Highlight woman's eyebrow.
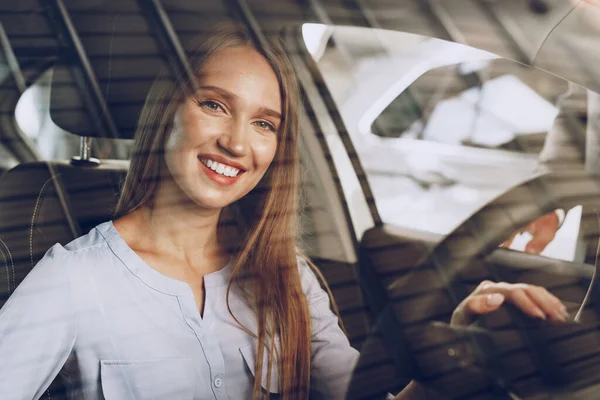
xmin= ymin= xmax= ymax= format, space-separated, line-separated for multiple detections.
xmin=200 ymin=85 xmax=281 ymax=120
xmin=199 ymin=85 xmax=236 ymax=101
xmin=258 ymin=107 xmax=282 ymax=121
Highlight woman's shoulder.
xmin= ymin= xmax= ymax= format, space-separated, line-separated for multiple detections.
xmin=296 ymin=254 xmax=328 ymax=302
xmin=15 ymin=221 xmax=119 ymax=299
xmin=0 ymin=225 xmax=116 ymax=342
xmin=296 ymin=254 xmax=313 ymax=285
xmin=35 ymin=221 xmax=117 ymax=272
xmin=63 ymin=221 xmax=116 ymax=254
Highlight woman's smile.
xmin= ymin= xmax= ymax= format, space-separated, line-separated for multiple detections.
xmin=198 ymin=154 xmax=246 ymax=186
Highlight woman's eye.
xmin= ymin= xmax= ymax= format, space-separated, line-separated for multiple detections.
xmin=254 ymin=120 xmax=277 ymax=132
xmin=199 ymin=100 xmax=223 ymax=112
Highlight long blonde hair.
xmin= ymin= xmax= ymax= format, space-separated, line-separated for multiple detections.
xmin=114 ymin=24 xmax=311 ymax=399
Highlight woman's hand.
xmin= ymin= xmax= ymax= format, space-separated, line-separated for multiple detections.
xmin=451 ymin=280 xmax=569 ymax=326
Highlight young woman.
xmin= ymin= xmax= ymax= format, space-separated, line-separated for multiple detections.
xmin=0 ymin=25 xmax=568 ymax=400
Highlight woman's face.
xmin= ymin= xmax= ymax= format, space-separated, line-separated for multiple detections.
xmin=164 ymin=46 xmax=282 ymax=211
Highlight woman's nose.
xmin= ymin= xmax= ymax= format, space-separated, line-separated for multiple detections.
xmin=217 ymin=119 xmax=249 ymax=157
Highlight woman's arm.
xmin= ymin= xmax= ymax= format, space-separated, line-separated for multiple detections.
xmin=0 ymin=244 xmax=78 ymax=399
xmin=298 ymin=258 xmax=361 ymax=399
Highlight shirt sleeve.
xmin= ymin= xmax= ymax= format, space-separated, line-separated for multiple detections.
xmin=298 ymin=256 xmax=360 ymax=400
xmin=0 ymin=244 xmax=78 ymax=400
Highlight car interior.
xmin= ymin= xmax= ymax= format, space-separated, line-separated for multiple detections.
xmin=2 ymin=0 xmax=600 ymax=399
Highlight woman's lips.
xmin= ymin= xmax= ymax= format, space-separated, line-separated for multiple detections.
xmin=199 ymin=159 xmax=243 ymax=186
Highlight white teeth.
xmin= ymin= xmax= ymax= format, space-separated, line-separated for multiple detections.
xmin=201 ymin=158 xmax=241 ymax=177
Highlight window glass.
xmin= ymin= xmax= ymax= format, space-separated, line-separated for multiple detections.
xmin=372 ymin=60 xmax=569 ymax=151
xmin=304 ymin=24 xmax=587 ymax=262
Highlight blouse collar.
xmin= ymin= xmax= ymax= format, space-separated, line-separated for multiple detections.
xmin=96 ymin=221 xmax=234 ymax=297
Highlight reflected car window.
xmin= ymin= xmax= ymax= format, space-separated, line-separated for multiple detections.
xmin=305 ymin=25 xmax=587 ymax=262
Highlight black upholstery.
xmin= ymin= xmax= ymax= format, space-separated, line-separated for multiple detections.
xmin=311 ymin=258 xmax=371 ymax=350
xmin=345 ymin=225 xmax=442 ymax=398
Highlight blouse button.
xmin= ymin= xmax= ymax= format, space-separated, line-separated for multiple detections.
xmin=214 ymin=376 xmax=223 ymax=388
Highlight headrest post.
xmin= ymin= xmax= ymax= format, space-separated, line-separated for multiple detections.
xmin=80 ymin=136 xmax=92 ymax=160
xmin=70 ymin=137 xmax=100 ymax=167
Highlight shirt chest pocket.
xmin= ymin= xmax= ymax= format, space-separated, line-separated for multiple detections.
xmin=240 ymin=344 xmax=281 ymax=397
xmin=100 ymin=358 xmax=194 ymax=400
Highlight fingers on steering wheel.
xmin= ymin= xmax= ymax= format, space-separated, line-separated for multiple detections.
xmin=525 ymin=285 xmax=568 ymax=322
xmin=477 ymin=282 xmax=567 ymax=322
xmin=464 ymin=292 xmax=506 ymax=315
xmin=504 ymin=285 xmax=548 ymax=320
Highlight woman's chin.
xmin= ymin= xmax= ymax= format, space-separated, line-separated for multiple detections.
xmin=189 ymin=192 xmax=239 ymax=211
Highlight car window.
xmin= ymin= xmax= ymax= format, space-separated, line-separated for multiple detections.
xmin=304 ymin=24 xmax=588 ymax=262
xmin=372 ymin=60 xmax=569 ymax=151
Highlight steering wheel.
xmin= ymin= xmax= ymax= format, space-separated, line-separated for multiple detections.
xmin=349 ymin=170 xmax=600 ymax=399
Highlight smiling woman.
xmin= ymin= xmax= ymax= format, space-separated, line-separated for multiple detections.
xmin=111 ymin=29 xmax=310 ymax=399
xmin=0 ymin=22 xmax=570 ymax=400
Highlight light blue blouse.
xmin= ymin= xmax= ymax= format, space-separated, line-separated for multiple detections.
xmin=0 ymin=221 xmax=359 ymax=399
